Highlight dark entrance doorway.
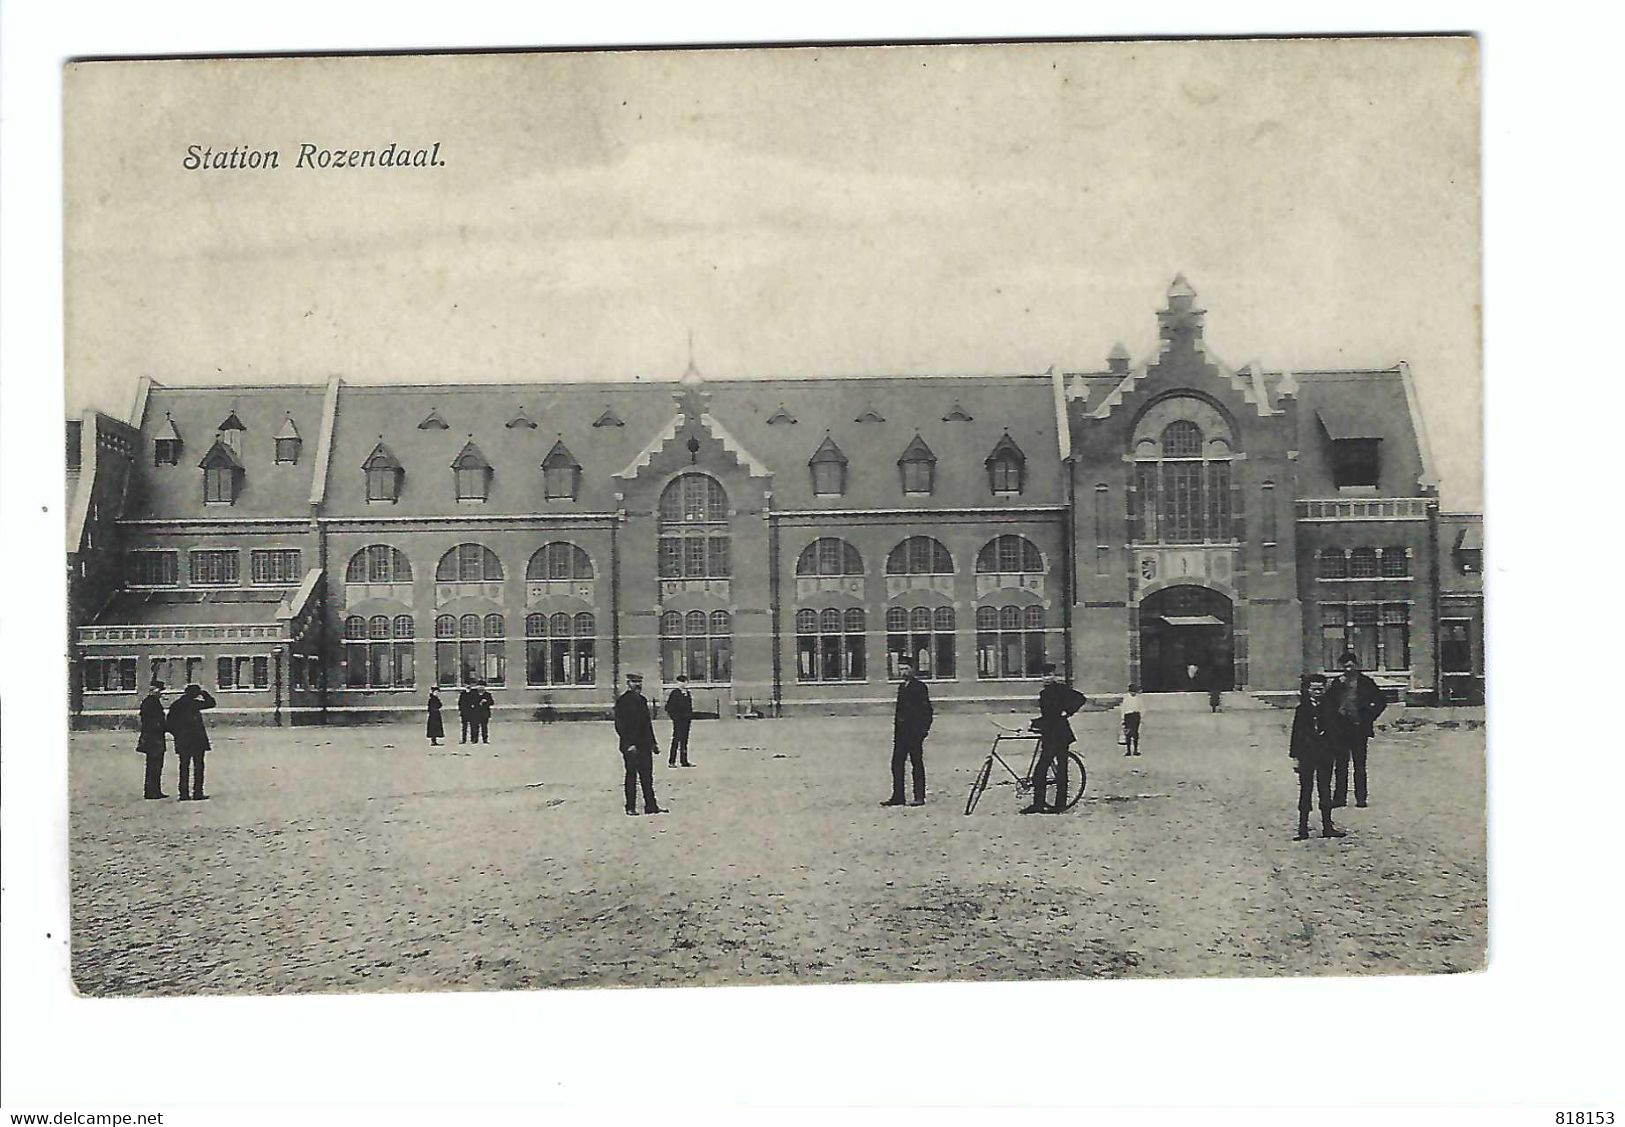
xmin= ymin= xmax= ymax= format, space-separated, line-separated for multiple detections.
xmin=1139 ymin=585 xmax=1234 ymax=693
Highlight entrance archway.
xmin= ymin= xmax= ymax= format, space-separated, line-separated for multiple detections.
xmin=1139 ymin=584 xmax=1234 ymax=693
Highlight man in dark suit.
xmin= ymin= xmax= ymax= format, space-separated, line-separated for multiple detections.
xmin=457 ymin=684 xmax=476 ymax=744
xmin=1290 ymin=673 xmax=1346 ymax=840
xmin=1025 ymin=663 xmax=1088 ymax=814
xmin=882 ymin=656 xmax=933 ymax=807
xmin=469 ymin=680 xmax=495 ymax=744
xmin=613 ymin=673 xmax=664 ymax=816
xmin=665 ymin=674 xmax=694 ymax=767
xmin=137 ymin=680 xmax=169 ymax=799
xmin=165 ymin=683 xmax=216 ymax=801
xmin=1326 ymin=651 xmax=1388 ymax=808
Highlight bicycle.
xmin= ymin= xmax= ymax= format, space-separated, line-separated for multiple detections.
xmin=963 ymin=719 xmax=1087 ymax=815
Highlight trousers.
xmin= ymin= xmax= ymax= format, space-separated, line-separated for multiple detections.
xmin=178 ymin=749 xmax=206 ymax=798
xmin=460 ymin=714 xmax=472 ymax=742
xmin=471 ymin=716 xmax=490 ymax=743
xmin=1297 ymin=759 xmax=1334 ymax=823
xmin=1032 ymin=737 xmax=1071 ymax=810
xmin=669 ymin=718 xmax=691 ymax=765
xmin=890 ymin=732 xmax=926 ymax=802
xmin=1333 ymin=736 xmax=1369 ymax=805
xmin=143 ymin=748 xmax=165 ymax=797
xmin=621 ymin=744 xmax=658 ymax=812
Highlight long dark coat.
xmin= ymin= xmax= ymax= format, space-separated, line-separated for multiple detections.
xmin=893 ymin=678 xmax=933 ymax=740
xmin=426 ymin=692 xmax=445 ymax=738
xmin=1325 ymin=671 xmax=1388 ymax=741
xmin=165 ymin=689 xmax=217 ymax=755
xmin=614 ymin=689 xmax=658 ymax=750
xmin=1289 ymin=695 xmax=1336 ymax=766
xmin=137 ymin=694 xmax=168 ymax=754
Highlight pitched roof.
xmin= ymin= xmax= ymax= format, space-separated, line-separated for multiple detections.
xmin=274 ymin=415 xmax=301 ymax=441
xmin=898 ymin=433 xmax=937 ymax=464
xmin=450 ymin=439 xmax=492 ymax=470
xmin=197 ymin=439 xmax=244 ymax=470
xmin=1286 ymin=369 xmax=1428 ymax=495
xmin=95 ymin=588 xmax=288 ymax=627
xmin=985 ymin=432 xmax=1025 ymax=464
xmin=541 ymin=438 xmax=579 ymax=469
xmin=809 ymin=434 xmax=847 ymax=464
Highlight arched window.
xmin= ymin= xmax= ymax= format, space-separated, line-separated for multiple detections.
xmin=886 ymin=604 xmax=955 ymax=680
xmin=345 ymin=545 xmax=412 ymax=585
xmin=344 ymin=611 xmax=414 ymax=689
xmin=435 ymin=610 xmax=505 ymax=686
xmin=1319 ymin=547 xmax=1348 ymax=580
xmin=525 ymin=609 xmax=596 ymax=686
xmin=526 ymin=542 xmax=594 ymax=581
xmin=885 ymin=536 xmax=954 ymax=575
xmin=1129 ymin=401 xmax=1234 ymax=544
xmin=976 ymin=604 xmax=1046 ymax=678
xmin=435 ymin=543 xmax=503 ymax=583
xmin=658 ymin=474 xmax=730 ymax=581
xmin=796 ymin=606 xmax=867 ymax=682
xmin=795 ymin=538 xmax=864 ymax=577
xmin=660 ymin=605 xmax=733 ymax=683
xmin=975 ymin=535 xmax=1043 ymax=574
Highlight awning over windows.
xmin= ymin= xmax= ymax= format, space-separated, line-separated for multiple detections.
xmin=1454 ymin=524 xmax=1483 ymax=551
xmin=1160 ymin=614 xmax=1225 ymax=627
xmin=1316 ymin=406 xmax=1381 ymax=441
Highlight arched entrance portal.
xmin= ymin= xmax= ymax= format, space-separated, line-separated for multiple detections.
xmin=1139 ymin=585 xmax=1234 ymax=693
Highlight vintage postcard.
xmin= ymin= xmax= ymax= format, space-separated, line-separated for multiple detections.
xmin=63 ymin=39 xmax=1483 ymax=997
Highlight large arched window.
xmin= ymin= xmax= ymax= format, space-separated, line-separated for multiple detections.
xmin=658 ymin=473 xmax=730 ymax=580
xmin=525 ymin=611 xmax=596 ymax=686
xmin=435 ymin=543 xmax=504 ymax=583
xmin=660 ymin=608 xmax=733 ymax=683
xmin=976 ymin=604 xmax=1046 ymax=679
xmin=1128 ymin=399 xmax=1235 ymax=544
xmin=343 ymin=613 xmax=414 ymax=688
xmin=526 ymin=542 xmax=594 ymax=581
xmin=796 ymin=607 xmax=867 ymax=682
xmin=975 ymin=535 xmax=1043 ymax=574
xmin=434 ymin=611 xmax=505 ymax=686
xmin=886 ymin=604 xmax=955 ymax=680
xmin=885 ymin=536 xmax=954 ymax=575
xmin=345 ymin=544 xmax=412 ymax=584
xmin=795 ymin=538 xmax=864 ymax=577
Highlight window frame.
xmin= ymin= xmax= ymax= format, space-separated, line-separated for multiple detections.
xmin=249 ymin=548 xmax=303 ymax=586
xmin=885 ymin=604 xmax=956 ymax=681
xmin=127 ymin=550 xmax=180 ymax=588
xmin=794 ymin=606 xmax=868 ymax=682
xmin=659 ymin=608 xmax=734 ymax=684
xmin=188 ymin=549 xmax=240 ymax=587
xmin=524 ymin=612 xmax=598 ymax=686
xmin=975 ymin=603 xmax=1047 ymax=679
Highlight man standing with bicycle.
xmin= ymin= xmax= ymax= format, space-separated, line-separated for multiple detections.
xmin=1024 ymin=662 xmax=1088 ymax=814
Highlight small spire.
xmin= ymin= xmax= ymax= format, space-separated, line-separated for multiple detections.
xmin=1168 ymin=274 xmax=1197 ymax=300
xmin=1107 ymin=342 xmax=1131 ymax=374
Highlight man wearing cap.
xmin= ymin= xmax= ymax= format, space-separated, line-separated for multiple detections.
xmin=468 ymin=679 xmax=495 ymax=745
xmin=1290 ymin=673 xmax=1346 ymax=840
xmin=165 ymin=682 xmax=217 ymax=801
xmin=1325 ymin=650 xmax=1387 ymax=809
xmin=137 ymin=680 xmax=170 ymax=799
xmin=613 ymin=673 xmax=664 ymax=816
xmin=1025 ymin=663 xmax=1088 ymax=814
xmin=882 ymin=656 xmax=933 ymax=807
xmin=665 ymin=674 xmax=694 ymax=768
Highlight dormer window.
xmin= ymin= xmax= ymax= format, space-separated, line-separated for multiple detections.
xmin=274 ymin=416 xmax=301 ymax=464
xmin=216 ymin=410 xmax=247 ymax=457
xmin=363 ymin=441 xmax=404 ymax=503
xmin=153 ymin=414 xmax=182 ymax=466
xmin=898 ymin=434 xmax=936 ymax=495
xmin=198 ymin=440 xmax=244 ymax=505
xmin=542 ymin=438 xmax=581 ymax=501
xmin=809 ymin=434 xmax=848 ymax=497
xmin=1331 ymin=438 xmax=1381 ymax=488
xmin=452 ymin=440 xmax=492 ymax=502
xmin=985 ymin=433 xmax=1025 ymax=496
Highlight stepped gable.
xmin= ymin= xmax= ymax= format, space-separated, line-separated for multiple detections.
xmin=322 ymin=381 xmax=674 ymax=517
xmin=128 ymin=384 xmax=326 ymax=520
xmin=703 ymin=372 xmax=1065 ymax=509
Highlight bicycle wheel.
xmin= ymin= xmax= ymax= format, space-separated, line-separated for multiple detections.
xmin=964 ymin=757 xmax=994 ymax=815
xmin=1059 ymin=753 xmax=1087 ymax=811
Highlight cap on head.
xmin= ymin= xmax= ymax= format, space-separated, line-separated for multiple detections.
xmin=149 ymin=680 xmax=166 ymax=691
xmin=1305 ymin=672 xmax=1329 ymax=686
xmin=676 ymin=674 xmax=688 ymax=682
xmin=1340 ymin=651 xmax=1358 ymax=666
xmin=627 ymin=672 xmax=644 ymax=683
xmin=897 ymin=657 xmax=915 ymax=668
xmin=1040 ymin=662 xmax=1058 ymax=676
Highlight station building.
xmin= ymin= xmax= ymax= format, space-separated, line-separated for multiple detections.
xmin=66 ymin=277 xmax=1485 ymax=725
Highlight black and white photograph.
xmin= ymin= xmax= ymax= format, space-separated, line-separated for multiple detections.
xmin=58 ymin=38 xmax=1487 ymax=998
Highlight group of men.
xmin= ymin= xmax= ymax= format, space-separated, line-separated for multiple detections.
xmin=135 ymin=681 xmax=217 ymax=801
xmin=456 ymin=682 xmax=496 ymax=744
xmin=610 ymin=673 xmax=697 ymax=815
xmin=1289 ymin=651 xmax=1388 ymax=839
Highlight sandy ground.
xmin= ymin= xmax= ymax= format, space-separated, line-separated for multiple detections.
xmin=69 ymin=708 xmax=1486 ymax=996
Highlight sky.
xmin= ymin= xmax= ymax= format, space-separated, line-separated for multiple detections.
xmin=64 ymin=39 xmax=1481 ymax=507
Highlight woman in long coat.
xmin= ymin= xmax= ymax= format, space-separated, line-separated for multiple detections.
xmin=426 ymin=686 xmax=445 ymax=745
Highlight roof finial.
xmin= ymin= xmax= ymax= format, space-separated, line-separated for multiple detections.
xmin=679 ymin=328 xmax=703 ymax=385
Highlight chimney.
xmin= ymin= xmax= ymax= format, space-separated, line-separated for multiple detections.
xmin=1107 ymin=342 xmax=1131 ymax=375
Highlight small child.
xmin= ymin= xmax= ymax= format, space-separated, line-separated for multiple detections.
xmin=1119 ymin=684 xmax=1143 ymax=756
xmin=1289 ymin=673 xmax=1346 ymax=841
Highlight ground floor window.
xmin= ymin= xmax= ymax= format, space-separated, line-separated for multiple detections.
xmin=217 ymin=654 xmax=270 ymax=690
xmin=886 ymin=605 xmax=955 ymax=680
xmin=345 ymin=614 xmax=415 ymax=688
xmin=435 ymin=613 xmax=506 ymax=686
xmin=83 ymin=656 xmax=137 ymax=693
xmin=795 ymin=607 xmax=866 ymax=682
xmin=976 ymin=604 xmax=1046 ymax=678
xmin=146 ymin=655 xmax=205 ymax=689
xmin=1321 ymin=602 xmax=1410 ymax=672
xmin=660 ymin=609 xmax=732 ymax=683
xmin=526 ymin=611 xmax=597 ymax=685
